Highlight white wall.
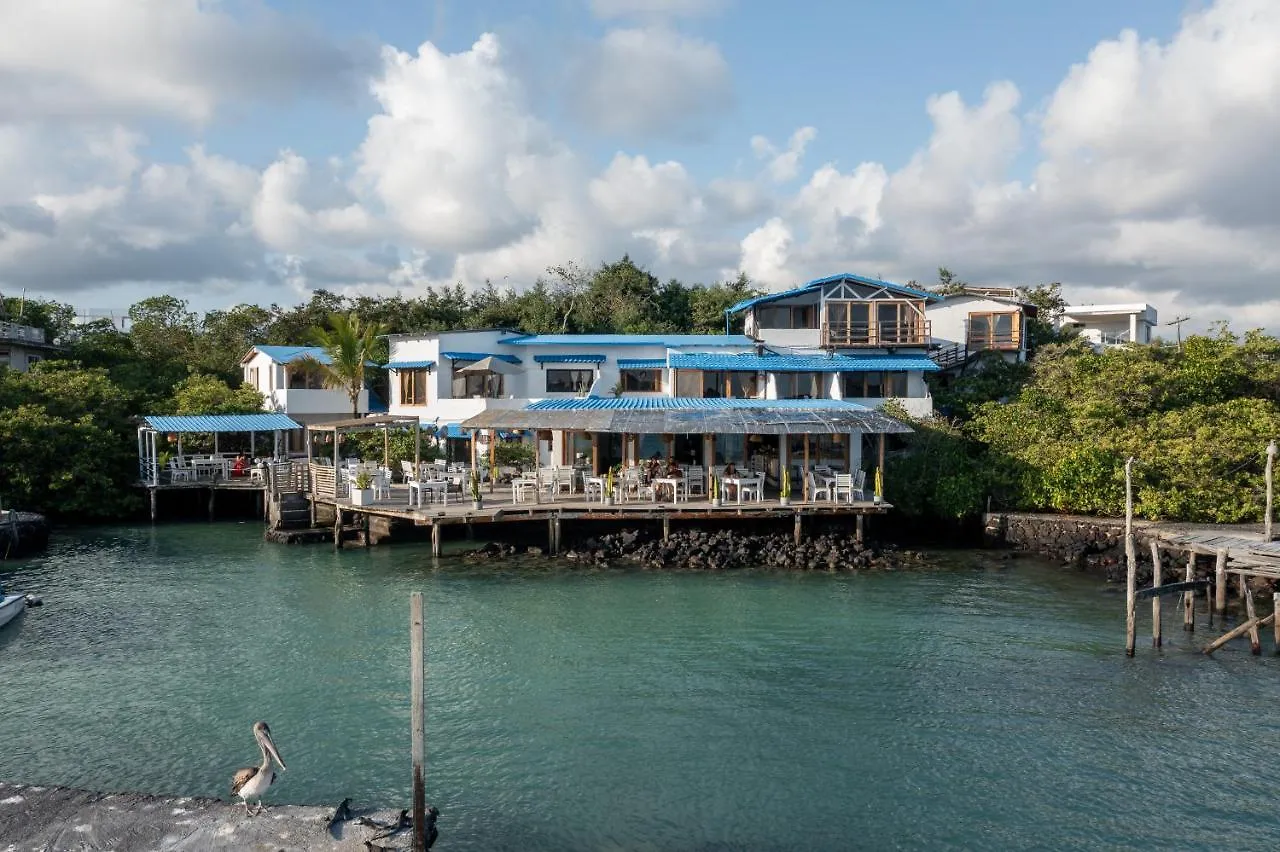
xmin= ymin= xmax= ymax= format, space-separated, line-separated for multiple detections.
xmin=242 ymin=348 xmax=367 ymax=417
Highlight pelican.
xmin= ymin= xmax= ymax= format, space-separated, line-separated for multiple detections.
xmin=230 ymin=721 xmax=287 ymax=815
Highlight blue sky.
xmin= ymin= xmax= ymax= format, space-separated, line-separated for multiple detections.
xmin=1 ymin=0 xmax=1276 ymax=332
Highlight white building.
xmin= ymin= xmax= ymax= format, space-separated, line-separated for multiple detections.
xmin=0 ymin=319 xmax=61 ymax=372
xmin=924 ymin=287 xmax=1037 ymax=369
xmin=1059 ymin=303 xmax=1158 ymax=349
xmin=241 ymin=345 xmax=372 ymax=447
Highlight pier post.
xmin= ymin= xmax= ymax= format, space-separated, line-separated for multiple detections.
xmin=1243 ymin=578 xmax=1261 ymax=655
xmin=149 ymin=488 xmax=157 ymax=523
xmin=1266 ymin=440 xmax=1276 ymax=542
xmin=409 ymin=593 xmax=427 ymax=852
xmin=547 ymin=518 xmax=557 ymax=555
xmin=1124 ymin=458 xmax=1137 ymax=657
xmin=333 ymin=508 xmax=342 ymax=551
xmin=1273 ymin=593 xmax=1280 ymax=654
xmin=1183 ymin=553 xmax=1195 ymax=632
xmin=793 ymin=513 xmax=802 ymax=545
xmin=855 ymin=514 xmax=864 ymax=544
xmin=431 ymin=524 xmax=441 ymax=557
xmin=207 ymin=488 xmax=216 ymax=523
xmin=1214 ymin=549 xmax=1227 ymax=614
xmin=662 ymin=515 xmax=670 ymax=541
xmin=554 ymin=517 xmax=562 ymax=555
xmin=1149 ymin=540 xmax=1162 ymax=647
xmin=363 ymin=513 xmax=370 ymax=548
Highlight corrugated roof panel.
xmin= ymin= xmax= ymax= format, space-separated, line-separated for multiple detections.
xmin=142 ymin=413 xmax=303 ymax=433
xmin=500 ymin=334 xmax=753 ymax=347
xmin=726 ymin=273 xmax=942 ymax=314
xmin=668 ymin=353 xmax=940 ymax=372
xmin=617 ymin=358 xmax=667 ymax=369
xmin=440 ymin=351 xmax=522 ymax=364
xmin=385 ymin=360 xmax=437 ymax=369
xmin=533 ymin=354 xmax=606 ymax=363
xmin=525 ymin=397 xmax=873 ymax=411
xmin=253 ymin=345 xmax=331 ymax=365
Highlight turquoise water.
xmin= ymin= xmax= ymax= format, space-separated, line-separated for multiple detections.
xmin=2 ymin=524 xmax=1279 ymax=850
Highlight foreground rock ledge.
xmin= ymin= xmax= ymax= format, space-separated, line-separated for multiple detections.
xmin=0 ymin=781 xmax=411 ymax=851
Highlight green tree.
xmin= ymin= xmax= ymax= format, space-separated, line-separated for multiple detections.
xmin=196 ymin=304 xmax=273 ymax=381
xmin=169 ymin=374 xmax=265 ymax=415
xmin=301 ymin=312 xmax=387 ymax=417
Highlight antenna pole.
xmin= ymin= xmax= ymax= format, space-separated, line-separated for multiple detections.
xmin=1164 ymin=315 xmax=1190 ymax=351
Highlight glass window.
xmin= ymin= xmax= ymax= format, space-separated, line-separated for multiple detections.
xmin=674 ymin=370 xmax=702 ymax=397
xmin=451 ymin=360 xmax=503 ymax=398
xmin=864 ymin=372 xmax=884 ymax=398
xmin=727 ymin=372 xmax=762 ymax=399
xmin=778 ymin=372 xmax=825 ymax=399
xmin=546 ymin=369 xmax=594 ymax=393
xmin=288 ymin=363 xmax=326 ymax=389
xmin=620 ymin=369 xmax=662 ymax=392
xmin=757 ymin=306 xmax=790 ymax=328
xmin=886 ymin=372 xmax=908 ymax=397
xmin=399 ymin=369 xmax=430 ymax=405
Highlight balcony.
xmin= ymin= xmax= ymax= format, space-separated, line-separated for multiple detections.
xmin=0 ymin=321 xmax=46 ymax=344
xmin=821 ymin=320 xmax=931 ymax=348
xmin=966 ymin=329 xmax=1021 ymax=351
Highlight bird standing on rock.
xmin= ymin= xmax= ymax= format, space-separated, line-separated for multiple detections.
xmin=230 ymin=721 xmax=287 ymax=815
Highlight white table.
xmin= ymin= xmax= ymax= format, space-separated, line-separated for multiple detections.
xmin=584 ymin=475 xmax=609 ymax=502
xmin=654 ymin=477 xmax=686 ymax=503
xmin=724 ymin=476 xmax=764 ymax=503
xmin=409 ymin=480 xmax=449 ymax=507
xmin=512 ymin=476 xmax=540 ymax=504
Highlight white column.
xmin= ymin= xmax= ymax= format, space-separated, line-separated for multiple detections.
xmin=850 ymin=431 xmax=863 ymax=473
xmin=1129 ymin=313 xmax=1138 ymax=343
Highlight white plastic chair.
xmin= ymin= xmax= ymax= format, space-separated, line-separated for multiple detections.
xmin=686 ymin=466 xmax=705 ymax=497
xmin=807 ymin=471 xmax=831 ymax=502
xmin=833 ymin=473 xmax=858 ymax=504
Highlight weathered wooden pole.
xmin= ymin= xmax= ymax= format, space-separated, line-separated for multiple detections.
xmin=1266 ymin=440 xmax=1276 ymax=541
xmin=413 ymin=419 xmax=421 ymax=473
xmin=1214 ymin=549 xmax=1228 ymax=615
xmin=431 ymin=524 xmax=441 ymax=557
xmin=150 ymin=489 xmax=158 ymax=523
xmin=489 ymin=429 xmax=497 ymax=494
xmin=1204 ymin=612 xmax=1276 ymax=655
xmin=793 ymin=513 xmax=802 ymax=545
xmin=1273 ymin=592 xmax=1280 ymax=655
xmin=802 ymin=435 xmax=810 ymax=501
xmin=363 ymin=512 xmax=371 ymax=548
xmin=1243 ymin=578 xmax=1261 ymax=655
xmin=208 ymin=487 xmax=216 ymax=523
xmin=409 ymin=592 xmax=427 ymax=852
xmin=662 ymin=515 xmax=670 ymax=541
xmin=383 ymin=425 xmax=391 ymax=470
xmin=1149 ymin=539 xmax=1162 ymax=647
xmin=1124 ymin=457 xmax=1137 ymax=657
xmin=1183 ymin=553 xmax=1195 ymax=632
xmin=333 ymin=507 xmax=342 ymax=551
xmin=855 ymin=513 xmax=864 ymax=544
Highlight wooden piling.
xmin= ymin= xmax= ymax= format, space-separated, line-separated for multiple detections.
xmin=1214 ymin=549 xmax=1227 ymax=614
xmin=1150 ymin=540 xmax=1162 ymax=647
xmin=1204 ymin=612 xmax=1276 ymax=656
xmin=207 ymin=487 xmax=216 ymax=522
xmin=662 ymin=515 xmax=670 ymax=541
xmin=333 ymin=508 xmax=342 ymax=551
xmin=363 ymin=512 xmax=370 ymax=548
xmin=793 ymin=513 xmax=802 ymax=545
xmin=431 ymin=524 xmax=441 ymax=557
xmin=1267 ymin=440 xmax=1276 ymax=542
xmin=1124 ymin=457 xmax=1137 ymax=657
xmin=855 ymin=514 xmax=864 ymax=544
xmin=149 ymin=488 xmax=157 ymax=523
xmin=1274 ymin=593 xmax=1280 ymax=655
xmin=1183 ymin=553 xmax=1195 ymax=632
xmin=1243 ymin=578 xmax=1261 ymax=655
xmin=554 ymin=517 xmax=562 ymax=555
xmin=409 ymin=593 xmax=427 ymax=852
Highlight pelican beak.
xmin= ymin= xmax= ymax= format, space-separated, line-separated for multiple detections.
xmin=262 ymin=727 xmax=287 ymax=772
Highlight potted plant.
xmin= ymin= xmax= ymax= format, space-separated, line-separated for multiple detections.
xmin=603 ymin=466 xmax=617 ymax=506
xmin=873 ymin=466 xmax=883 ymax=505
xmin=779 ymin=467 xmax=791 ymax=507
xmin=351 ymin=470 xmax=375 ymax=506
xmin=470 ymin=470 xmax=483 ymax=510
xmin=710 ymin=473 xmax=721 ymax=508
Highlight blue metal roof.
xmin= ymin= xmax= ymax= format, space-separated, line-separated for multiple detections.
xmin=142 ymin=413 xmax=302 ymax=433
xmin=440 ymin=351 xmax=522 ymax=364
xmin=252 ymin=345 xmax=331 ymax=365
xmin=500 ymin=334 xmax=753 ymax=347
xmin=533 ymin=354 xmax=606 ymax=364
xmin=524 ymin=397 xmax=872 ymax=411
xmin=725 ymin=273 xmax=942 ymax=314
xmin=441 ymin=423 xmax=467 ymax=439
xmin=668 ymin=352 xmax=939 ymax=372
xmin=385 ymin=360 xmax=436 ymax=370
xmin=617 ymin=358 xmax=667 ymax=369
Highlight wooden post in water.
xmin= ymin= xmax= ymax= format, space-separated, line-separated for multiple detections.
xmin=1204 ymin=612 xmax=1276 ymax=656
xmin=363 ymin=512 xmax=371 ymax=548
xmin=855 ymin=514 xmax=864 ymax=544
xmin=1266 ymin=440 xmax=1276 ymax=542
xmin=1183 ymin=553 xmax=1195 ymax=632
xmin=430 ymin=524 xmax=441 ymax=557
xmin=1242 ymin=578 xmax=1261 ymax=655
xmin=409 ymin=592 xmax=427 ymax=852
xmin=1214 ymin=549 xmax=1228 ymax=615
xmin=208 ymin=487 xmax=216 ymax=522
xmin=1149 ymin=539 xmax=1162 ymax=647
xmin=1273 ymin=593 xmax=1280 ymax=654
xmin=662 ymin=515 xmax=670 ymax=541
xmin=1124 ymin=457 xmax=1137 ymax=657
xmin=333 ymin=507 xmax=342 ymax=551
xmin=793 ymin=513 xmax=802 ymax=545
xmin=149 ymin=489 xmax=158 ymax=523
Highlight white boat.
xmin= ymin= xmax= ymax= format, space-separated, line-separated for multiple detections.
xmin=0 ymin=593 xmax=25 ymax=629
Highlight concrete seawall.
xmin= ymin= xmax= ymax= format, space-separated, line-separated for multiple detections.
xmin=0 ymin=782 xmax=414 ymax=851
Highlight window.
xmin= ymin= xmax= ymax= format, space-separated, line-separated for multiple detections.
xmin=757 ymin=304 xmax=820 ymax=329
xmin=824 ymin=300 xmax=927 ymax=346
xmin=777 ymin=372 xmax=825 ymax=399
xmin=675 ymin=370 xmax=702 ymax=397
xmin=620 ymin=369 xmax=662 ymax=392
xmin=968 ymin=311 xmax=1020 ymax=349
xmin=246 ymin=367 xmax=259 ymax=388
xmin=450 ymin=360 xmax=504 ymax=398
xmin=546 ymin=368 xmax=594 ymax=393
xmin=841 ymin=372 xmax=908 ymax=398
xmin=399 ymin=369 xmax=430 ymax=405
xmin=287 ymin=363 xmax=326 ymax=389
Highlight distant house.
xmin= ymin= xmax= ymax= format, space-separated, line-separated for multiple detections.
xmin=925 ymin=287 xmax=1037 ymax=370
xmin=1059 ymin=304 xmax=1158 ymax=349
xmin=0 ymin=319 xmax=61 ymax=372
xmin=240 ymin=345 xmax=372 ymax=447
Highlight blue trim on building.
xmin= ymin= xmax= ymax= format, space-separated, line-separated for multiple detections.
xmin=499 ymin=334 xmax=753 ymax=347
xmin=532 ymin=354 xmax=606 ymax=364
xmin=142 ymin=413 xmax=303 ymax=433
xmin=440 ymin=351 xmax=522 ymax=364
xmin=617 ymin=358 xmax=667 ymax=369
xmin=524 ymin=397 xmax=872 ymax=411
xmin=668 ymin=352 xmax=939 ymax=372
xmin=725 ymin=273 xmax=942 ymax=314
xmin=385 ymin=360 xmax=436 ymax=370
xmin=252 ymin=345 xmax=331 ymax=365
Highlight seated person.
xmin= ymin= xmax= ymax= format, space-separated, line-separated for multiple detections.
xmin=231 ymin=453 xmax=249 ymax=477
xmin=721 ymin=461 xmax=738 ymax=500
xmin=656 ymin=458 xmax=683 ymax=500
xmin=645 ymin=454 xmax=662 ymax=482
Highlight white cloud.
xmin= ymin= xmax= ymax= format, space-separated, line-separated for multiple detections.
xmin=569 ymin=27 xmax=732 ymax=137
xmin=0 ymin=0 xmax=374 ymax=123
xmin=751 ymin=126 xmax=818 ymax=183
xmin=589 ymin=0 xmax=727 ymax=19
xmin=589 ymin=154 xmax=702 ymax=229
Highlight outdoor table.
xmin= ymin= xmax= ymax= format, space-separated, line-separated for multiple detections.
xmin=818 ymin=474 xmax=837 ymax=500
xmin=725 ymin=476 xmax=764 ymax=503
xmin=654 ymin=477 xmax=686 ymax=503
xmin=584 ymin=475 xmax=608 ymax=502
xmin=409 ymin=479 xmax=449 ymax=507
xmin=512 ymin=476 xmax=540 ymax=504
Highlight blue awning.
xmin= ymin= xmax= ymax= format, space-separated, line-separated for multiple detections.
xmin=441 ymin=351 xmax=522 ymax=364
xmin=142 ymin=413 xmax=302 ymax=433
xmin=667 ymin=353 xmax=939 ymax=372
xmin=533 ymin=354 xmax=606 ymax=364
xmin=617 ymin=358 xmax=667 ymax=369
xmin=385 ymin=360 xmax=436 ymax=370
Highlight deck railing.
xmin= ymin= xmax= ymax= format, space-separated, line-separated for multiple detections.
xmin=822 ymin=320 xmax=931 ymax=348
xmin=0 ymin=321 xmax=45 ymax=344
xmin=268 ymin=461 xmax=309 ymax=497
xmin=966 ymin=329 xmax=1021 ymax=351
xmin=309 ymin=462 xmax=346 ymax=499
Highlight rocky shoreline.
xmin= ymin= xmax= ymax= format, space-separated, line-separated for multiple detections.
xmin=466 ymin=527 xmax=933 ymax=573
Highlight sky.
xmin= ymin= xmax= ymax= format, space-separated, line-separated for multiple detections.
xmin=1 ymin=0 xmax=1277 ymax=334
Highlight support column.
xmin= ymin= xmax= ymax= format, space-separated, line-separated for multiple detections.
xmin=662 ymin=515 xmax=670 ymax=541
xmin=1150 ymin=540 xmax=1162 ymax=647
xmin=333 ymin=507 xmax=342 ymax=551
xmin=1124 ymin=457 xmax=1137 ymax=657
xmin=1266 ymin=440 xmax=1276 ymax=541
xmin=802 ymin=434 xmax=810 ymax=502
xmin=1214 ymin=549 xmax=1227 ymax=614
xmin=548 ymin=517 xmax=557 ymax=555
xmin=591 ymin=432 xmax=600 ymax=476
xmin=793 ymin=513 xmax=802 ymax=545
xmin=384 ymin=426 xmax=391 ymax=470
xmin=1243 ymin=577 xmax=1261 ymax=655
xmin=150 ymin=489 xmax=157 ymax=523
xmin=855 ymin=514 xmax=864 ymax=544
xmin=1183 ymin=553 xmax=1195 ymax=632
xmin=489 ymin=429 xmax=497 ymax=493
xmin=877 ymin=433 xmax=886 ymax=490
xmin=414 ymin=419 xmax=421 ymax=473
xmin=431 ymin=524 xmax=441 ymax=557
xmin=208 ymin=488 xmax=216 ymax=523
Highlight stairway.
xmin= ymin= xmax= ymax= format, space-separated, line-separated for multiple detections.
xmin=275 ymin=492 xmax=312 ymax=530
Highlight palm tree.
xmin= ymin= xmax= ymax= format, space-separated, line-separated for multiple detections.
xmin=301 ymin=312 xmax=386 ymax=417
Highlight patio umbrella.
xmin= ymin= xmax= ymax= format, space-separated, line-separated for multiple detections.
xmin=455 ymin=356 xmax=516 ymax=375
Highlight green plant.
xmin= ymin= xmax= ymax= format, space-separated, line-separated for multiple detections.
xmin=710 ymin=473 xmax=719 ymax=500
xmin=354 ymin=470 xmax=373 ymax=490
xmin=780 ymin=467 xmax=791 ymax=499
xmin=494 ymin=440 xmax=535 ymax=468
xmin=470 ymin=470 xmax=482 ymax=502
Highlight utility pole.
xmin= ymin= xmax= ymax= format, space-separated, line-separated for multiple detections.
xmin=1165 ymin=315 xmax=1190 ymax=350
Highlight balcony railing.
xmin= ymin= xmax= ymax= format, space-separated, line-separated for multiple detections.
xmin=0 ymin=321 xmax=46 ymax=344
xmin=822 ymin=320 xmax=931 ymax=348
xmin=966 ymin=329 xmax=1021 ymax=351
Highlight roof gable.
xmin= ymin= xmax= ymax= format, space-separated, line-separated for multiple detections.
xmin=726 ymin=272 xmax=942 ymax=315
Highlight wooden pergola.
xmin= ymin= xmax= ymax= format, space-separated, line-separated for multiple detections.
xmin=304 ymin=414 xmax=426 ymax=470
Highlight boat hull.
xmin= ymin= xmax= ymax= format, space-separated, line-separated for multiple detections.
xmin=0 ymin=594 xmax=25 ymax=629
